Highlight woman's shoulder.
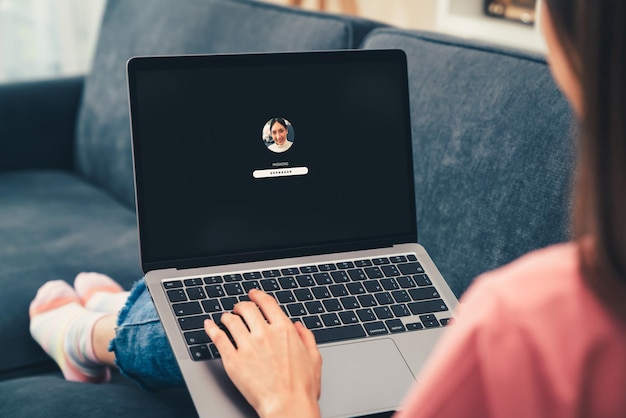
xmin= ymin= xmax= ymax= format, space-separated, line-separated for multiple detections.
xmin=452 ymin=242 xmax=589 ymax=334
xmin=466 ymin=242 xmax=581 ymax=306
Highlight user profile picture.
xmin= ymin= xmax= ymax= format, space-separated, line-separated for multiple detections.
xmin=262 ymin=117 xmax=294 ymax=153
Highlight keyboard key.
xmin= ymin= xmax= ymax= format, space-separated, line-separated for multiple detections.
xmin=391 ymin=304 xmax=411 ymax=317
xmin=364 ymin=267 xmax=384 ymax=279
xmin=281 ymin=267 xmax=300 ymax=276
xmin=286 ymin=303 xmax=307 ymax=317
xmin=364 ymin=321 xmax=388 ymax=336
xmin=211 ymin=312 xmax=224 ymax=326
xmin=304 ymin=301 xmax=324 ymax=314
xmin=294 ymin=288 xmax=314 ymax=301
xmin=209 ymin=343 xmax=220 ymax=358
xmin=262 ymin=270 xmax=281 ymax=278
xmin=167 ymin=289 xmax=187 ymax=303
xmin=201 ymin=299 xmax=222 ymax=313
xmin=318 ymin=263 xmax=336 ymax=271
xmin=386 ymin=319 xmax=406 ymax=333
xmin=184 ymin=278 xmax=204 ymax=287
xmin=347 ymin=269 xmax=367 ymax=281
xmin=172 ymin=301 xmax=202 ymax=316
xmin=329 ymin=284 xmax=348 ymax=297
xmin=322 ymin=298 xmax=343 ymax=312
xmin=312 ymin=286 xmax=331 ymax=299
xmin=296 ymin=274 xmax=315 ymax=287
xmin=389 ymin=255 xmax=408 ymax=263
xmin=179 ymin=315 xmax=210 ymax=331
xmin=372 ymin=257 xmax=390 ymax=265
xmin=397 ymin=276 xmax=417 ymax=289
xmin=354 ymin=259 xmax=373 ymax=267
xmin=440 ymin=318 xmax=452 ymax=326
xmin=205 ymin=285 xmax=225 ymax=298
xmin=260 ymin=279 xmax=280 ymax=291
xmin=380 ymin=278 xmax=399 ymax=290
xmin=278 ymin=276 xmax=298 ymax=289
xmin=224 ymin=283 xmax=244 ymax=296
xmin=164 ymin=280 xmax=183 ymax=289
xmin=391 ymin=290 xmax=411 ymax=303
xmin=300 ymin=265 xmax=319 ymax=274
xmin=223 ymin=274 xmax=243 ymax=282
xmin=347 ymin=282 xmax=365 ymax=295
xmin=373 ymin=306 xmax=393 ymax=320
xmin=408 ymin=287 xmax=439 ymax=301
xmin=419 ymin=314 xmax=440 ymax=328
xmin=336 ymin=261 xmax=355 ymax=269
xmin=340 ymin=296 xmax=360 ymax=310
xmin=190 ymin=345 xmax=211 ymax=361
xmin=221 ymin=297 xmax=239 ymax=311
xmin=357 ymin=294 xmax=377 ymax=307
xmin=243 ymin=280 xmax=261 ymax=292
xmin=303 ymin=315 xmax=323 ymax=329
xmin=184 ymin=330 xmax=211 ymax=345
xmin=239 ymin=295 xmax=251 ymax=302
xmin=330 ymin=271 xmax=349 ymax=283
xmin=276 ymin=290 xmax=295 ymax=304
xmin=186 ymin=287 xmax=207 ymax=300
xmin=313 ymin=273 xmax=333 ymax=285
xmin=407 ymin=254 xmax=418 ymax=261
xmin=204 ymin=276 xmax=223 ymax=285
xmin=243 ymin=271 xmax=262 ymax=280
xmin=406 ymin=322 xmax=424 ymax=331
xmin=338 ymin=310 xmax=359 ymax=324
xmin=398 ymin=262 xmax=425 ymax=275
xmin=374 ymin=292 xmax=394 ymax=305
xmin=311 ymin=324 xmax=366 ymax=344
xmin=363 ymin=280 xmax=383 ymax=293
xmin=381 ymin=265 xmax=401 ymax=277
xmin=321 ymin=313 xmax=341 ymax=327
xmin=356 ymin=308 xmax=376 ymax=322
xmin=407 ymin=299 xmax=448 ymax=315
xmin=413 ymin=274 xmax=432 ymax=286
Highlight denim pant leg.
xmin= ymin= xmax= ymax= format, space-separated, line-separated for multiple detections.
xmin=109 ymin=278 xmax=185 ymax=391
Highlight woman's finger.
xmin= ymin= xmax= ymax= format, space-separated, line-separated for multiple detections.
xmin=219 ymin=312 xmax=253 ymax=348
xmin=232 ymin=300 xmax=269 ymax=331
xmin=204 ymin=319 xmax=237 ymax=359
xmin=248 ymin=288 xmax=290 ymax=324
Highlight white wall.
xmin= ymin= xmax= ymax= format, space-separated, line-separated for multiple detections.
xmin=263 ymin=0 xmax=438 ymax=30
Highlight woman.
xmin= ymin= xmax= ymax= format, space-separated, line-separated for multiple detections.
xmin=29 ymin=0 xmax=626 ymax=416
xmin=203 ymin=0 xmax=626 ymax=416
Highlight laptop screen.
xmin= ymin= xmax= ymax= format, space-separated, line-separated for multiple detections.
xmin=128 ymin=50 xmax=417 ymax=271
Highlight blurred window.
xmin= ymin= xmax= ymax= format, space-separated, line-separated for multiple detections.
xmin=0 ymin=0 xmax=105 ymax=83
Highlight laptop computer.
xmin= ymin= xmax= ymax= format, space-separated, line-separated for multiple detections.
xmin=127 ymin=49 xmax=459 ymax=418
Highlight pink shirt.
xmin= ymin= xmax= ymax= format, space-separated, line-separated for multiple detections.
xmin=395 ymin=242 xmax=626 ymax=418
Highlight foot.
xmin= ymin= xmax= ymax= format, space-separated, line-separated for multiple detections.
xmin=74 ymin=272 xmax=129 ymax=314
xmin=29 ymin=280 xmax=111 ymax=383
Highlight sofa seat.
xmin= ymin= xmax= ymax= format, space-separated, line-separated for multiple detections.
xmin=0 ymin=170 xmax=142 ymax=377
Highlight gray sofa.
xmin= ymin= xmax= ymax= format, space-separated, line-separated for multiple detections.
xmin=0 ymin=0 xmax=574 ymax=416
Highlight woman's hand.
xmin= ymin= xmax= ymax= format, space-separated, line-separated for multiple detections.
xmin=204 ymin=289 xmax=322 ymax=418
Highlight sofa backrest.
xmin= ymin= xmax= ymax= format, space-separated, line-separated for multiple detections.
xmin=75 ymin=0 xmax=385 ymax=208
xmin=363 ymin=28 xmax=576 ymax=297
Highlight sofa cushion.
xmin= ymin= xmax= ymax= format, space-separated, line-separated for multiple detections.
xmin=0 ymin=373 xmax=197 ymax=418
xmin=0 ymin=171 xmax=142 ymax=377
xmin=75 ymin=0 xmax=385 ymax=209
xmin=362 ymin=29 xmax=576 ymax=297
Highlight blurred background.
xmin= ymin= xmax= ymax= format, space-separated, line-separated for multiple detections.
xmin=0 ymin=0 xmax=541 ymax=84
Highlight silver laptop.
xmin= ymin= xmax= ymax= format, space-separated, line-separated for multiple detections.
xmin=127 ymin=49 xmax=458 ymax=418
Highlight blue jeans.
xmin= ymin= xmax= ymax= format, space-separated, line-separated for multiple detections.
xmin=109 ymin=278 xmax=185 ymax=390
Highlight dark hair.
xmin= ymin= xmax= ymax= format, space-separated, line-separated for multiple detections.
xmin=544 ymin=0 xmax=626 ymax=318
xmin=269 ymin=118 xmax=288 ymax=135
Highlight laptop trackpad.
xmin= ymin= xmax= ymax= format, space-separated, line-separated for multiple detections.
xmin=318 ymin=338 xmax=415 ymax=418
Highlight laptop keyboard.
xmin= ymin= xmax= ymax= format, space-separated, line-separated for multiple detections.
xmin=163 ymin=254 xmax=451 ymax=361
